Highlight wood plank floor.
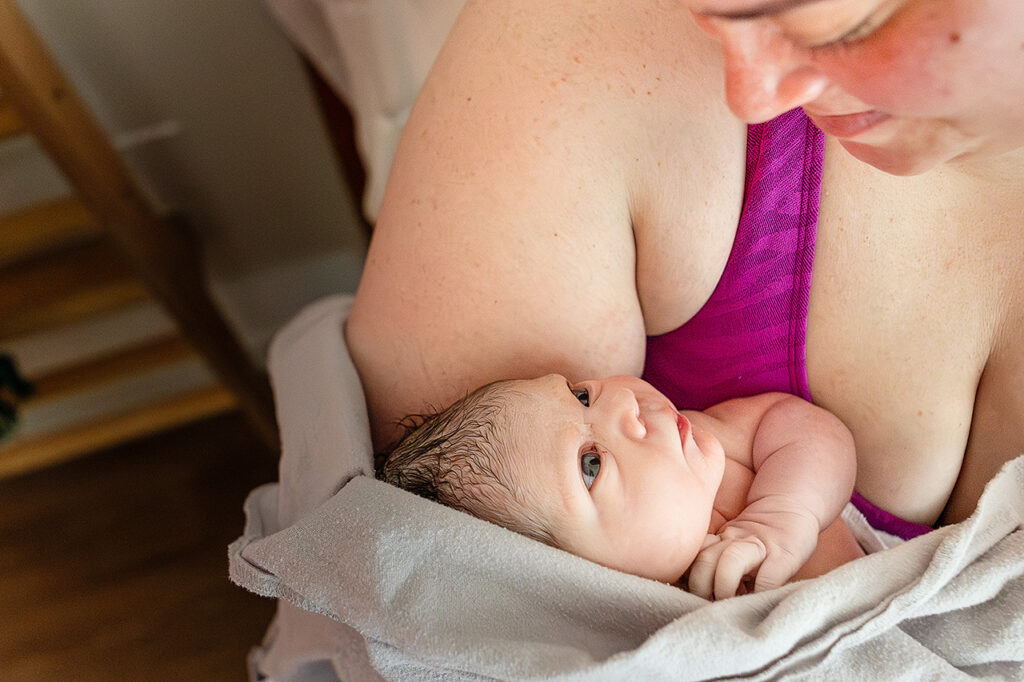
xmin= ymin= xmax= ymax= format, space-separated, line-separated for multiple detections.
xmin=0 ymin=411 xmax=280 ymax=681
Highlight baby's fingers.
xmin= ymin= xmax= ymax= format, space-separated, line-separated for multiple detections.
xmin=752 ymin=550 xmax=801 ymax=593
xmin=688 ymin=536 xmax=767 ymax=600
xmin=687 ymin=536 xmax=724 ymax=600
xmin=713 ymin=538 xmax=766 ymax=600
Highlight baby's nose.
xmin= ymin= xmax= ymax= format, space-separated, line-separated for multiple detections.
xmin=608 ymin=387 xmax=647 ymax=440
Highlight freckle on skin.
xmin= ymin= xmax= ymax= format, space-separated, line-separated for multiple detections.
xmin=949 ymin=32 xmax=960 ymax=43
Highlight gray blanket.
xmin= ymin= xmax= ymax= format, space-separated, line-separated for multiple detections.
xmin=230 ymin=295 xmax=1024 ymax=681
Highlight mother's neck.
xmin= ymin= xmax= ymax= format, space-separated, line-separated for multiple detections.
xmin=946 ymin=144 xmax=1024 ymax=189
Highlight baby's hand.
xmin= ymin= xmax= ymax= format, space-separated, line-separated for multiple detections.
xmin=687 ymin=497 xmax=819 ymax=600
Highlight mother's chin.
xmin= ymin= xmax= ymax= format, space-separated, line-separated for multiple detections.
xmin=839 ymin=141 xmax=951 ymax=176
xmin=834 ymin=122 xmax=974 ymax=176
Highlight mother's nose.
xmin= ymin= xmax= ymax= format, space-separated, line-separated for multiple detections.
xmin=696 ymin=15 xmax=829 ymax=122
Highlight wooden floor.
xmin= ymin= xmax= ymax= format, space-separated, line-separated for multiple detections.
xmin=0 ymin=411 xmax=280 ymax=681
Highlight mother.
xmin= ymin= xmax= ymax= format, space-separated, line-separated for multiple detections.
xmin=347 ymin=0 xmax=1024 ymax=531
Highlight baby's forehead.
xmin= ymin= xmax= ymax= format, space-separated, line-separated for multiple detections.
xmin=495 ymin=400 xmax=578 ymax=512
xmin=476 ymin=381 xmax=535 ymax=433
xmin=463 ymin=380 xmax=540 ymax=444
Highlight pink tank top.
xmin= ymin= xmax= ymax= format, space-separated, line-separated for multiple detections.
xmin=643 ymin=109 xmax=932 ymax=540
xmin=643 ymin=108 xmax=821 ymax=410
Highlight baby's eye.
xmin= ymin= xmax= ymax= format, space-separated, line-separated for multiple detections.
xmin=581 ymin=452 xmax=600 ymax=490
xmin=571 ymin=387 xmax=590 ymax=407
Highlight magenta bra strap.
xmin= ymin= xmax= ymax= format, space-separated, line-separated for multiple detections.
xmin=643 ymin=108 xmax=823 ymax=410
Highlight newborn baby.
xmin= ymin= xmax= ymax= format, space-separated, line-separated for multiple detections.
xmin=377 ymin=374 xmax=864 ymax=599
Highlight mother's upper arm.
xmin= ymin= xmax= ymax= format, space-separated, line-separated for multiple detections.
xmin=346 ymin=0 xmax=729 ymax=446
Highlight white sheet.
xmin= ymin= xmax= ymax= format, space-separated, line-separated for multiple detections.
xmin=231 ymin=295 xmax=1024 ymax=681
xmin=263 ymin=0 xmax=464 ymax=222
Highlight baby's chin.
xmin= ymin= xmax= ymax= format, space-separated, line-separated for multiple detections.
xmin=576 ymin=544 xmax=695 ymax=585
xmin=634 ymin=544 xmax=704 ymax=585
xmin=693 ymin=431 xmax=727 ymax=492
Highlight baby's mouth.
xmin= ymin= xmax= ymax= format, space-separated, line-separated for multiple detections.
xmin=676 ymin=413 xmax=691 ymax=446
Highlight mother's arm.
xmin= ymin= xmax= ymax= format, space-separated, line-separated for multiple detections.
xmin=346 ymin=0 xmax=740 ymax=447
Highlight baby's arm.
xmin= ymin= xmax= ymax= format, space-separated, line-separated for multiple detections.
xmin=688 ymin=394 xmax=856 ymax=599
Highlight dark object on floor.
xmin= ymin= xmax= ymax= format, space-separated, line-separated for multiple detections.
xmin=0 ymin=353 xmax=34 ymax=439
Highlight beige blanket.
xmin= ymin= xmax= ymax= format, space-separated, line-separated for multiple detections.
xmin=230 ymin=295 xmax=1024 ymax=681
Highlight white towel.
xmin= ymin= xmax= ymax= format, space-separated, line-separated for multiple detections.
xmin=230 ymin=295 xmax=1024 ymax=681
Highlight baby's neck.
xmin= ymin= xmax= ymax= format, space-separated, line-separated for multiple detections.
xmin=709 ymin=457 xmax=755 ymax=533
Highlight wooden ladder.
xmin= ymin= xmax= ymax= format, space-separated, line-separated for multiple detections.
xmin=0 ymin=0 xmax=278 ymax=477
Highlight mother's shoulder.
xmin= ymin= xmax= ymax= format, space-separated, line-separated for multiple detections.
xmin=350 ymin=1 xmax=750 ymax=445
xmin=426 ymin=0 xmax=742 ymax=150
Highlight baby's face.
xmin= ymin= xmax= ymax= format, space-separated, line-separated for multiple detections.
xmin=497 ymin=374 xmax=726 ymax=583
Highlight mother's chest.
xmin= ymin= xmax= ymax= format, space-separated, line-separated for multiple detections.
xmin=803 ymin=162 xmax=1020 ymax=521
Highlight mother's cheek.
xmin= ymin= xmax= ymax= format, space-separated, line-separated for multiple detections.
xmin=828 ymin=37 xmax=959 ymax=115
xmin=821 ymin=3 xmax=969 ymax=114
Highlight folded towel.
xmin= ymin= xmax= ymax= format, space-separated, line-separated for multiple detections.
xmin=231 ymin=295 xmax=1024 ymax=681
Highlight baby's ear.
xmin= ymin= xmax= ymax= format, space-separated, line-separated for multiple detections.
xmin=372 ymin=451 xmax=388 ymax=477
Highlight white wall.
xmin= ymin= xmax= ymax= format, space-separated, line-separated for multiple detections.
xmin=6 ymin=0 xmax=368 ymax=361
